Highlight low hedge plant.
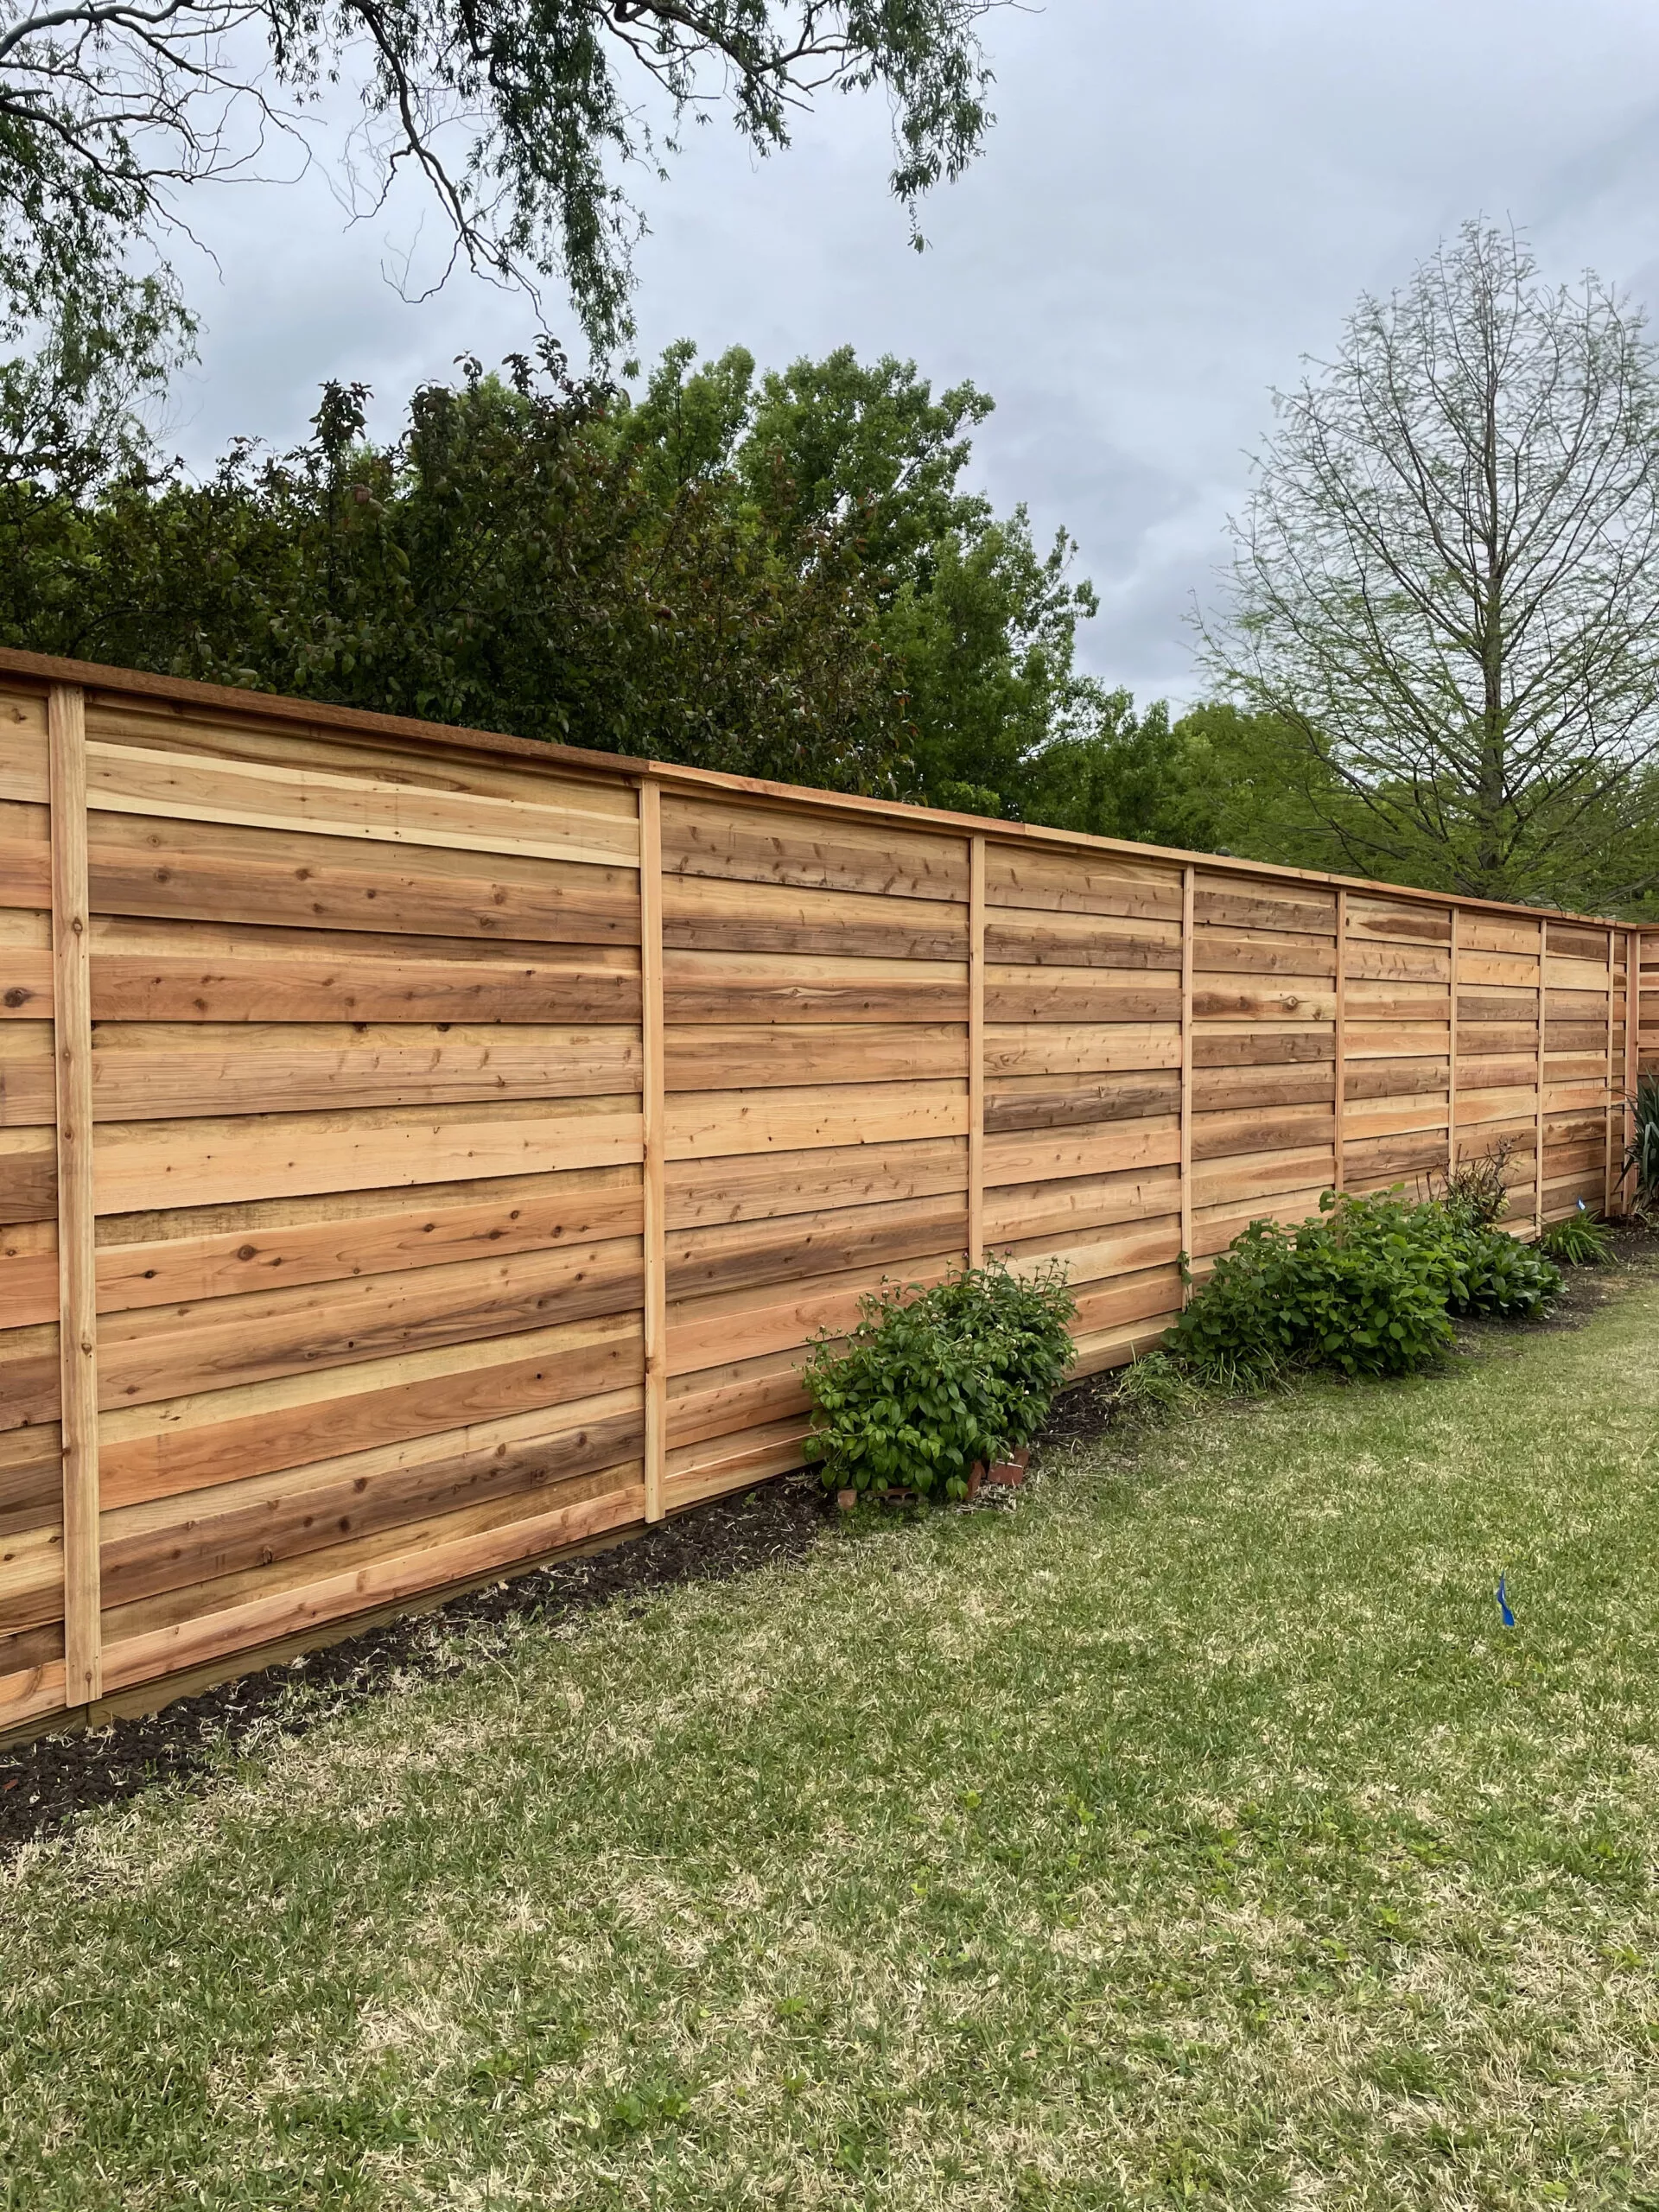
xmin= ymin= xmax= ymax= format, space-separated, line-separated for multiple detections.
xmin=1173 ymin=1188 xmax=1561 ymax=1387
xmin=803 ymin=1258 xmax=1076 ymax=1503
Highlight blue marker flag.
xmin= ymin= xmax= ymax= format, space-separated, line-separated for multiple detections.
xmin=1497 ymin=1573 xmax=1516 ymax=1628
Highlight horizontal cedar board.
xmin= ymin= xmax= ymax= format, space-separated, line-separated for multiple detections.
xmin=661 ymin=797 xmax=966 ymax=902
xmin=100 ymin=1398 xmax=645 ymax=1609
xmin=1 ymin=948 xmax=50 ymax=1020
xmin=0 ymin=837 xmax=50 ymax=907
xmin=83 ymin=737 xmax=641 ymax=869
xmin=986 ymin=1071 xmax=1180 ymax=1133
xmin=1193 ymin=983 xmax=1336 ymax=1022
xmin=1344 ymin=944 xmax=1450 ymax=982
xmin=0 ymin=1659 xmax=66 ymax=1726
xmin=93 ymin=1102 xmax=643 ymax=1213
xmin=982 ymin=1023 xmax=1181 ymax=1077
xmin=983 ymin=917 xmax=1182 ymax=971
xmin=665 ymin=1194 xmax=964 ymax=1300
xmin=0 ymin=1247 xmax=56 ymax=1332
xmin=662 ymin=947 xmax=964 ymax=1024
xmin=100 ymin=1477 xmax=647 ymax=1692
xmin=665 ymin=1136 xmax=965 ymax=1230
xmin=0 ymin=1332 xmax=57 ymax=1433
xmin=985 ymin=977 xmax=1180 ymax=1023
xmin=668 ymin=1253 xmax=960 ymax=1377
xmin=1346 ymin=1060 xmax=1447 ymax=1100
xmin=1191 ymin=1032 xmax=1333 ymax=1069
xmin=1460 ymin=917 xmax=1545 ymax=955
xmin=0 ymin=1619 xmax=64 ymax=1677
xmin=1196 ymin=932 xmax=1338 ymax=979
xmin=86 ymin=811 xmax=641 ymax=944
xmin=1346 ymin=899 xmax=1452 ymax=945
xmin=1192 ymin=884 xmax=1335 ymax=934
xmin=1458 ymin=952 xmax=1540 ymax=987
xmin=1344 ymin=1023 xmax=1451 ymax=1058
xmin=1001 ymin=1217 xmax=1180 ymax=1284
xmin=983 ymin=1164 xmax=1181 ymax=1248
xmin=666 ymin=1082 xmax=967 ymax=1160
xmin=100 ymin=1313 xmax=641 ymax=1507
xmin=96 ymin=1236 xmax=641 ymax=1409
xmin=91 ymin=1168 xmax=642 ymax=1319
xmin=1344 ymin=1099 xmax=1450 ymax=1142
xmin=84 ymin=1024 xmax=641 ymax=1122
xmin=1191 ymin=1105 xmax=1334 ymax=1162
xmin=1071 ymin=1266 xmax=1184 ymax=1336
xmin=1192 ymin=1147 xmax=1336 ymax=1206
xmin=984 ymin=1120 xmax=1179 ymax=1187
xmin=983 ymin=846 xmax=1182 ymax=920
xmin=82 ymin=695 xmax=643 ymax=810
xmin=1190 ymin=1065 xmax=1333 ymax=1113
xmin=662 ymin=873 xmax=964 ymax=960
xmin=1 ymin=1131 xmax=55 ymax=1222
xmin=665 ymin=1422 xmax=810 ymax=1500
xmin=668 ymin=1366 xmax=811 ymax=1454
xmin=1342 ymin=1132 xmax=1455 ymax=1179
xmin=664 ymin=1022 xmax=963 ymax=1092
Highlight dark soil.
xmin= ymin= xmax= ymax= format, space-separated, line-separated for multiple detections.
xmin=6 ymin=1223 xmax=1653 ymax=1859
xmin=0 ymin=1472 xmax=832 ymax=1859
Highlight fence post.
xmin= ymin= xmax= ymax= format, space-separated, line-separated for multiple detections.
xmin=1447 ymin=905 xmax=1459 ymax=1176
xmin=48 ymin=683 xmax=100 ymax=1706
xmin=637 ymin=779 xmax=667 ymax=1523
xmin=968 ymin=834 xmax=985 ymax=1268
xmin=1179 ymin=865 xmax=1194 ymax=1295
xmin=1605 ymin=925 xmax=1618 ymax=1218
xmin=1332 ymin=888 xmax=1347 ymax=1195
xmin=1535 ymin=916 xmax=1548 ymax=1234
xmin=1625 ymin=927 xmax=1643 ymax=1213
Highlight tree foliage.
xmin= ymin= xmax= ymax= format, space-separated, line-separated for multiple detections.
xmin=0 ymin=0 xmax=999 ymax=353
xmin=1205 ymin=221 xmax=1659 ymax=907
xmin=0 ymin=334 xmax=1123 ymax=807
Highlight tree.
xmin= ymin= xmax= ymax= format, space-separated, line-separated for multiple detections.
xmin=0 ymin=335 xmax=1129 ymax=812
xmin=1205 ymin=220 xmax=1659 ymax=910
xmin=0 ymin=0 xmax=999 ymax=353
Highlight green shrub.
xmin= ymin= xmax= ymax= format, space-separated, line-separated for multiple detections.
xmin=1626 ymin=1071 xmax=1659 ymax=1201
xmin=1173 ymin=1188 xmax=1563 ymax=1386
xmin=1428 ymin=1139 xmax=1516 ymax=1230
xmin=1173 ymin=1196 xmax=1454 ymax=1385
xmin=1539 ymin=1206 xmax=1613 ymax=1267
xmin=802 ymin=1259 xmax=1076 ymax=1503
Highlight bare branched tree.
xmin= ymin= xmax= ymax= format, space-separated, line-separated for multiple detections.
xmin=1204 ymin=220 xmax=1659 ymax=907
xmin=0 ymin=0 xmax=1000 ymax=353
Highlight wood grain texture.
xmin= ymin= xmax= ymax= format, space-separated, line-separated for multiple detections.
xmin=968 ymin=835 xmax=985 ymax=1268
xmin=639 ymin=780 xmax=666 ymax=1524
xmin=49 ymin=684 xmax=97 ymax=1706
xmin=10 ymin=653 xmax=1649 ymax=1720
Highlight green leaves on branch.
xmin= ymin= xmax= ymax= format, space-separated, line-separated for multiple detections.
xmin=1173 ymin=1187 xmax=1563 ymax=1389
xmin=0 ymin=0 xmax=999 ymax=354
xmin=803 ymin=1258 xmax=1076 ymax=1502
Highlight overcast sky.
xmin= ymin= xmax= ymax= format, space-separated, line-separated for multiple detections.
xmin=164 ymin=0 xmax=1659 ymax=708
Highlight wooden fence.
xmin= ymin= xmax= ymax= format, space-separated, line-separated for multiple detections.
xmin=2 ymin=647 xmax=1654 ymax=1735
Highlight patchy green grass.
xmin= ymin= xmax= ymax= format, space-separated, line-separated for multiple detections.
xmin=7 ymin=1283 xmax=1659 ymax=2210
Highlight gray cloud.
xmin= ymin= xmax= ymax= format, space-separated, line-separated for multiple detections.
xmin=162 ymin=0 xmax=1659 ymax=708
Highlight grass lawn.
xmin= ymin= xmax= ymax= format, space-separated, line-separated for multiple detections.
xmin=5 ymin=1278 xmax=1659 ymax=2209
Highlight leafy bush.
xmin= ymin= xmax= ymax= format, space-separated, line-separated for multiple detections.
xmin=803 ymin=1259 xmax=1076 ymax=1503
xmin=1626 ymin=1072 xmax=1659 ymax=1202
xmin=1173 ymin=1196 xmax=1454 ymax=1385
xmin=1539 ymin=1206 xmax=1613 ymax=1267
xmin=1428 ymin=1138 xmax=1516 ymax=1229
xmin=1173 ymin=1188 xmax=1562 ymax=1386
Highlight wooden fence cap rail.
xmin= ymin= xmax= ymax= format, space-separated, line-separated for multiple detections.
xmin=0 ymin=642 xmax=1643 ymax=935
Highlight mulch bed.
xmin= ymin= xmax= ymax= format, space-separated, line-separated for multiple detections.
xmin=6 ymin=1224 xmax=1655 ymax=1859
xmin=0 ymin=1474 xmax=833 ymax=1859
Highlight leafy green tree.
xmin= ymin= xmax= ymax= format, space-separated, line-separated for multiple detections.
xmin=1205 ymin=220 xmax=1659 ymax=908
xmin=0 ymin=1 xmax=1001 ymax=353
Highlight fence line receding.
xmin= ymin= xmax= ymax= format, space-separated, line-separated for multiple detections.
xmin=1 ymin=651 xmax=1653 ymax=1734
